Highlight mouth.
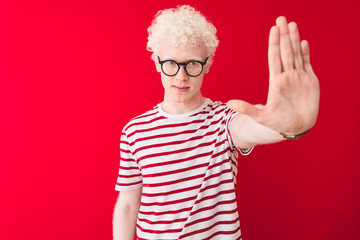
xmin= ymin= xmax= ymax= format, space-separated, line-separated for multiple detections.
xmin=172 ymin=85 xmax=190 ymax=92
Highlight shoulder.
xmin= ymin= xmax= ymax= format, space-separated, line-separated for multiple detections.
xmin=209 ymin=100 xmax=226 ymax=110
xmin=206 ymin=100 xmax=234 ymax=116
xmin=121 ymin=105 xmax=162 ymax=134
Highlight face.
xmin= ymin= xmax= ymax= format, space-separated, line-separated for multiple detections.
xmin=155 ymin=39 xmax=212 ymax=106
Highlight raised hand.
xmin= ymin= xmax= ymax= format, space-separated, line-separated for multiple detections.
xmin=227 ymin=16 xmax=320 ymax=136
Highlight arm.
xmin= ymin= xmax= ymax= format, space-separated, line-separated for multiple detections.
xmin=113 ymin=187 xmax=142 ymax=240
xmin=230 ymin=107 xmax=284 ymax=149
xmin=228 ymin=16 xmax=319 ymax=148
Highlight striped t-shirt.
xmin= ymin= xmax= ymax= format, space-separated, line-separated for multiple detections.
xmin=115 ymin=98 xmax=252 ymax=240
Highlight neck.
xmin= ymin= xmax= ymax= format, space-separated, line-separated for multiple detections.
xmin=161 ymin=95 xmax=205 ymax=114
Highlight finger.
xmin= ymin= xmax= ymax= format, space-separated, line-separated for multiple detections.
xmin=268 ymin=26 xmax=282 ymax=76
xmin=288 ymin=22 xmax=304 ymax=71
xmin=301 ymin=40 xmax=314 ymax=73
xmin=276 ymin=16 xmax=294 ymax=71
xmin=226 ymin=100 xmax=262 ymax=122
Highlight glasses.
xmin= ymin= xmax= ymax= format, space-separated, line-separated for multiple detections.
xmin=157 ymin=56 xmax=209 ymax=77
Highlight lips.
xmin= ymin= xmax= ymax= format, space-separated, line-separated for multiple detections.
xmin=172 ymin=85 xmax=190 ymax=92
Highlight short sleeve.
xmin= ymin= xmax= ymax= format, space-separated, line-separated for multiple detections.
xmin=115 ymin=131 xmax=143 ymax=191
xmin=225 ymin=108 xmax=254 ymax=156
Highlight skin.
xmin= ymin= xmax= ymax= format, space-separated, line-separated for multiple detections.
xmin=113 ymin=187 xmax=142 ymax=240
xmin=113 ymin=16 xmax=320 ymax=239
xmin=155 ymin=39 xmax=213 ymax=114
xmin=228 ymin=16 xmax=320 ymax=148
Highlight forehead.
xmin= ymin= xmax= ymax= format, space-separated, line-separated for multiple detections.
xmin=157 ymin=39 xmax=208 ymax=61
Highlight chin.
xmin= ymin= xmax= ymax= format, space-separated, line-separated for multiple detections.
xmin=165 ymin=89 xmax=201 ymax=105
xmin=172 ymin=96 xmax=191 ymax=104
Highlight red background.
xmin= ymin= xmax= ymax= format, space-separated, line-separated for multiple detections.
xmin=1 ymin=0 xmax=359 ymax=239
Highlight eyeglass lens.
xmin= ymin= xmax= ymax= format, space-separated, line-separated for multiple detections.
xmin=162 ymin=60 xmax=203 ymax=77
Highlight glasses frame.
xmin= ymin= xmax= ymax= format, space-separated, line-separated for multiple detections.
xmin=157 ymin=56 xmax=209 ymax=77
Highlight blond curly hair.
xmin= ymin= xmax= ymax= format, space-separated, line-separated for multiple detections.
xmin=147 ymin=5 xmax=219 ymax=61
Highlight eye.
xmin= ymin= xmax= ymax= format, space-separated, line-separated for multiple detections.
xmin=187 ymin=61 xmax=201 ymax=68
xmin=190 ymin=61 xmax=201 ymax=66
xmin=167 ymin=60 xmax=177 ymax=66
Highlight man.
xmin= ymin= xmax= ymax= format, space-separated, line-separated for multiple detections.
xmin=113 ymin=5 xmax=319 ymax=240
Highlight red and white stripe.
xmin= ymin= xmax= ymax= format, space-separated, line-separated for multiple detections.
xmin=115 ymin=99 xmax=252 ymax=240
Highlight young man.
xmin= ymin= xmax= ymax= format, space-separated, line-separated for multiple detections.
xmin=113 ymin=5 xmax=319 ymax=240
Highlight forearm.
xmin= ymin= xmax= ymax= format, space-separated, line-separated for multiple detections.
xmin=231 ymin=112 xmax=285 ymax=149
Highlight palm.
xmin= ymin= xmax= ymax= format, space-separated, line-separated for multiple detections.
xmin=227 ymin=16 xmax=320 ymax=135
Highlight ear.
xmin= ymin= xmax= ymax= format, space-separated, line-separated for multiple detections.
xmin=155 ymin=61 xmax=161 ymax=73
xmin=204 ymin=53 xmax=215 ymax=74
xmin=152 ymin=53 xmax=161 ymax=73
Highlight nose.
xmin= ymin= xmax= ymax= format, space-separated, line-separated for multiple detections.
xmin=175 ymin=65 xmax=189 ymax=81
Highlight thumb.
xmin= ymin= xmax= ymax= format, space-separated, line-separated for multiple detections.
xmin=226 ymin=99 xmax=262 ymax=120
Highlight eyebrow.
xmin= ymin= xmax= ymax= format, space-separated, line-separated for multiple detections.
xmin=161 ymin=56 xmax=204 ymax=61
